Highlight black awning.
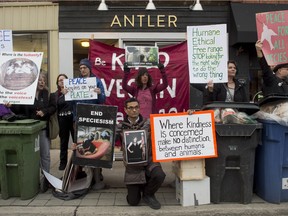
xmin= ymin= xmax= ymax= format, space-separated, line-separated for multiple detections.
xmin=230 ymin=3 xmax=288 ymax=45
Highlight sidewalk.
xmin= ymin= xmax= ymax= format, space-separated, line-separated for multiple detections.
xmin=1 ymin=149 xmax=288 ymax=216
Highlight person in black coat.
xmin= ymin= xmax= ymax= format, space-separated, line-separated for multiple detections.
xmin=203 ymin=60 xmax=249 ymax=104
xmin=255 ymin=40 xmax=288 ymax=97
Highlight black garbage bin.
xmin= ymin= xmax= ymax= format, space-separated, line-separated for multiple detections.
xmin=202 ymin=102 xmax=262 ymax=204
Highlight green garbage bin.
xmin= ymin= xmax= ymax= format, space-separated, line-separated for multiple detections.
xmin=0 ymin=119 xmax=46 ymax=200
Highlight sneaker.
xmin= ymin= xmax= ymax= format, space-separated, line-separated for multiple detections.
xmin=58 ymin=163 xmax=66 ymax=171
xmin=143 ymin=194 xmax=161 ymax=210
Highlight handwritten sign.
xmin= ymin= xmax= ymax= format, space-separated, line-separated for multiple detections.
xmin=187 ymin=24 xmax=228 ymax=83
xmin=256 ymin=10 xmax=288 ymax=66
xmin=64 ymin=77 xmax=98 ymax=101
xmin=150 ymin=111 xmax=217 ymax=162
xmin=0 ymin=30 xmax=13 ymax=52
xmin=0 ymin=52 xmax=43 ymax=104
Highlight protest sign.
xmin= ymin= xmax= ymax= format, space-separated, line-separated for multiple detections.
xmin=64 ymin=77 xmax=98 ymax=101
xmin=125 ymin=46 xmax=158 ymax=67
xmin=256 ymin=10 xmax=288 ymax=66
xmin=187 ymin=24 xmax=228 ymax=83
xmin=150 ymin=111 xmax=217 ymax=162
xmin=72 ymin=103 xmax=118 ymax=168
xmin=123 ymin=129 xmax=148 ymax=165
xmin=0 ymin=52 xmax=43 ymax=104
xmin=0 ymin=30 xmax=13 ymax=52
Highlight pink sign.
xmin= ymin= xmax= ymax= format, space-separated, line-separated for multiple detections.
xmin=256 ymin=10 xmax=288 ymax=66
xmin=89 ymin=40 xmax=190 ymax=123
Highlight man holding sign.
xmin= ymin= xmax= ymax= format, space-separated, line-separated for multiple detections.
xmin=117 ymin=98 xmax=166 ymax=210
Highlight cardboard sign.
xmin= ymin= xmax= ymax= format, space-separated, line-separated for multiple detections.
xmin=125 ymin=46 xmax=159 ymax=67
xmin=187 ymin=24 xmax=228 ymax=83
xmin=72 ymin=103 xmax=118 ymax=169
xmin=150 ymin=111 xmax=217 ymax=162
xmin=256 ymin=10 xmax=288 ymax=66
xmin=64 ymin=77 xmax=98 ymax=101
xmin=123 ymin=130 xmax=148 ymax=165
xmin=0 ymin=52 xmax=43 ymax=104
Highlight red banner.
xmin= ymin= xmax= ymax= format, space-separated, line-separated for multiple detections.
xmin=256 ymin=10 xmax=288 ymax=66
xmin=89 ymin=40 xmax=190 ymax=123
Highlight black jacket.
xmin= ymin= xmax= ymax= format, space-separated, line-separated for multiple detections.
xmin=203 ymin=79 xmax=249 ymax=104
xmin=258 ymin=57 xmax=288 ymax=96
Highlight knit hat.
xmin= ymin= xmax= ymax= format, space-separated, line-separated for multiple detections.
xmin=79 ymin=58 xmax=91 ymax=71
xmin=273 ymin=63 xmax=288 ymax=73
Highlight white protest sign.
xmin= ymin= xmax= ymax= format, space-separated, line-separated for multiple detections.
xmin=150 ymin=111 xmax=217 ymax=162
xmin=64 ymin=77 xmax=98 ymax=101
xmin=187 ymin=24 xmax=228 ymax=83
xmin=0 ymin=30 xmax=13 ymax=52
xmin=0 ymin=52 xmax=43 ymax=104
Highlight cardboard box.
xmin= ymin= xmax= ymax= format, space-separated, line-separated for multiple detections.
xmin=176 ymin=176 xmax=210 ymax=206
xmin=173 ymin=159 xmax=205 ymax=180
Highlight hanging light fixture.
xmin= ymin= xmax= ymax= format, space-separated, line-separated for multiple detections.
xmin=98 ymin=0 xmax=108 ymax=11
xmin=192 ymin=0 xmax=203 ymax=11
xmin=146 ymin=0 xmax=156 ymax=10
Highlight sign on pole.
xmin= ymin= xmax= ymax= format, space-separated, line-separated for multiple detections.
xmin=150 ymin=111 xmax=217 ymax=162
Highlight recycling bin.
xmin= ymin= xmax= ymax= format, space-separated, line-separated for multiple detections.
xmin=203 ymin=102 xmax=262 ymax=204
xmin=254 ymin=119 xmax=288 ymax=203
xmin=0 ymin=119 xmax=46 ymax=200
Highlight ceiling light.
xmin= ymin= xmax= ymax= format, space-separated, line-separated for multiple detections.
xmin=192 ymin=0 xmax=203 ymax=11
xmin=146 ymin=0 xmax=156 ymax=10
xmin=98 ymin=0 xmax=108 ymax=11
xmin=81 ymin=41 xmax=90 ymax=48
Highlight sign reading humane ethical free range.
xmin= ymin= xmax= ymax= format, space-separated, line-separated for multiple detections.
xmin=187 ymin=24 xmax=228 ymax=83
xmin=150 ymin=111 xmax=217 ymax=162
xmin=256 ymin=10 xmax=288 ymax=66
xmin=0 ymin=30 xmax=13 ymax=52
xmin=64 ymin=77 xmax=98 ymax=101
xmin=0 ymin=52 xmax=43 ymax=104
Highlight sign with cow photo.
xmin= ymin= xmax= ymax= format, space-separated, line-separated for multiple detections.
xmin=125 ymin=46 xmax=159 ymax=67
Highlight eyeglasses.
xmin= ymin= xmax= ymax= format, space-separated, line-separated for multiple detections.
xmin=126 ymin=106 xmax=139 ymax=110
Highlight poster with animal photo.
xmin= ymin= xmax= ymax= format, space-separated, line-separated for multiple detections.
xmin=125 ymin=46 xmax=159 ymax=67
xmin=72 ymin=103 xmax=118 ymax=168
xmin=123 ymin=130 xmax=148 ymax=165
xmin=0 ymin=52 xmax=43 ymax=104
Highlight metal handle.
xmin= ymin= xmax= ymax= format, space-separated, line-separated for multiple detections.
xmin=6 ymin=163 xmax=18 ymax=167
xmin=225 ymin=167 xmax=240 ymax=170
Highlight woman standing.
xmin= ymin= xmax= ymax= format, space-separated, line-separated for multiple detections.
xmin=203 ymin=60 xmax=249 ymax=104
xmin=53 ymin=74 xmax=74 ymax=170
xmin=122 ymin=63 xmax=168 ymax=119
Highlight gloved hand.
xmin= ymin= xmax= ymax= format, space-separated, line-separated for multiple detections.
xmin=124 ymin=62 xmax=130 ymax=73
xmin=158 ymin=62 xmax=164 ymax=70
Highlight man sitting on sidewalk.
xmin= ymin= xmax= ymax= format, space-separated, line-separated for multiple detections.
xmin=117 ymin=98 xmax=166 ymax=210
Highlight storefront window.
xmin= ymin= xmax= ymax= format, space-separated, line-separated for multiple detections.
xmin=12 ymin=32 xmax=48 ymax=74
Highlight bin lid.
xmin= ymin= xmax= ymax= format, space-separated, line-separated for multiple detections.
xmin=258 ymin=94 xmax=288 ymax=106
xmin=202 ymin=102 xmax=259 ymax=115
xmin=0 ymin=119 xmax=46 ymax=134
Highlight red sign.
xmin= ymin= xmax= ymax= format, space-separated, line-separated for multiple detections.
xmin=256 ymin=10 xmax=288 ymax=66
xmin=89 ymin=40 xmax=190 ymax=123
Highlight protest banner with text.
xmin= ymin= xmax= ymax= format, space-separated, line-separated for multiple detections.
xmin=64 ymin=77 xmax=98 ymax=101
xmin=187 ymin=24 xmax=228 ymax=84
xmin=256 ymin=10 xmax=288 ymax=66
xmin=150 ymin=111 xmax=217 ymax=162
xmin=0 ymin=52 xmax=43 ymax=104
